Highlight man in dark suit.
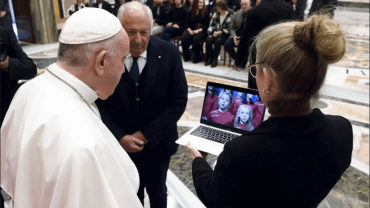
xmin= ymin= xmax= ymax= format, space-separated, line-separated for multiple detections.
xmin=93 ymin=0 xmax=113 ymax=13
xmin=97 ymin=2 xmax=187 ymax=208
xmin=1 ymin=27 xmax=37 ymax=126
xmin=234 ymin=0 xmax=293 ymax=89
xmin=152 ymin=0 xmax=170 ymax=35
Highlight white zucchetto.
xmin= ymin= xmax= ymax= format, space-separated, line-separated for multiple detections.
xmin=59 ymin=7 xmax=122 ymax=44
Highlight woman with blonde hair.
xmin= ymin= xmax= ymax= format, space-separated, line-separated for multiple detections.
xmin=186 ymin=14 xmax=352 ymax=208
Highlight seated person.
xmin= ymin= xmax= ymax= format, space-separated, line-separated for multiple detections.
xmin=186 ymin=14 xmax=352 ymax=208
xmin=160 ymin=0 xmax=188 ymax=41
xmin=164 ymin=0 xmax=176 ymax=8
xmin=234 ymin=104 xmax=254 ymax=131
xmin=228 ymin=0 xmax=241 ymax=11
xmin=113 ymin=0 xmax=125 ymax=16
xmin=206 ymin=92 xmax=234 ymax=126
xmin=224 ymin=0 xmax=250 ymax=69
xmin=152 ymin=0 xmax=170 ymax=35
xmin=181 ymin=0 xmax=210 ymax=63
xmin=69 ymin=0 xmax=89 ymax=16
xmin=93 ymin=0 xmax=113 ymax=13
xmin=205 ymin=0 xmax=233 ymax=68
xmin=184 ymin=0 xmax=193 ymax=10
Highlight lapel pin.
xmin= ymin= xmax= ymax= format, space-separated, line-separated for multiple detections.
xmin=158 ymin=56 xmax=161 ymax=59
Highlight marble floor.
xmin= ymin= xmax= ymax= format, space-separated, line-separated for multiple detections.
xmin=3 ymin=5 xmax=369 ymax=208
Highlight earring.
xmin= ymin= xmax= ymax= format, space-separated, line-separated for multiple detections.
xmin=263 ymin=89 xmax=270 ymax=94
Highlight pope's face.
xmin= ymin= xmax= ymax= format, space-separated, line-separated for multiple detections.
xmin=102 ymin=29 xmax=129 ymax=100
xmin=239 ymin=108 xmax=250 ymax=123
xmin=219 ymin=94 xmax=230 ymax=109
xmin=121 ymin=9 xmax=151 ymax=57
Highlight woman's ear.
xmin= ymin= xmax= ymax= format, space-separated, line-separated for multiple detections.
xmin=95 ymin=50 xmax=108 ymax=76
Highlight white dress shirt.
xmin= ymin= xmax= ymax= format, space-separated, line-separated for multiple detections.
xmin=124 ymin=50 xmax=148 ymax=75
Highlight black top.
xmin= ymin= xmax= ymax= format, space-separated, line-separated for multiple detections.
xmin=192 ymin=108 xmax=353 ymax=208
xmin=152 ymin=5 xmax=170 ymax=26
xmin=169 ymin=6 xmax=188 ymax=29
xmin=185 ymin=10 xmax=210 ymax=32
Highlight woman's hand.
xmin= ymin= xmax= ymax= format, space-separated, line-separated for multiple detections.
xmin=185 ymin=141 xmax=208 ymax=159
xmin=212 ymin=31 xmax=218 ymax=37
xmin=193 ymin=29 xmax=200 ymax=34
xmin=188 ymin=29 xmax=194 ymax=36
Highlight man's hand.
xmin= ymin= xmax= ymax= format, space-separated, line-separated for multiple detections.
xmin=166 ymin=22 xmax=172 ymax=27
xmin=233 ymin=36 xmax=240 ymax=46
xmin=0 ymin=11 xmax=6 ymax=18
xmin=132 ymin=131 xmax=148 ymax=145
xmin=172 ymin=24 xmax=179 ymax=28
xmin=119 ymin=135 xmax=145 ymax=153
xmin=0 ymin=56 xmax=9 ymax=71
xmin=188 ymin=29 xmax=194 ymax=36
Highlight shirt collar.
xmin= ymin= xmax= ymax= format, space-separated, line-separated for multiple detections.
xmin=48 ymin=63 xmax=99 ymax=104
xmin=126 ymin=50 xmax=147 ymax=59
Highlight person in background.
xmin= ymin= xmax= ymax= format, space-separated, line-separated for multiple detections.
xmin=184 ymin=0 xmax=193 ymax=10
xmin=152 ymin=0 xmax=170 ymax=35
xmin=251 ymin=94 xmax=264 ymax=127
xmin=228 ymin=0 xmax=241 ymax=11
xmin=0 ymin=0 xmax=14 ymax=36
xmin=1 ymin=27 xmax=37 ymax=126
xmin=186 ymin=14 xmax=352 ymax=208
xmin=234 ymin=104 xmax=254 ymax=131
xmin=292 ymin=0 xmax=306 ymax=21
xmin=181 ymin=0 xmax=210 ymax=63
xmin=160 ymin=0 xmax=187 ymax=42
xmin=205 ymin=0 xmax=233 ymax=68
xmin=142 ymin=0 xmax=155 ymax=10
xmin=309 ymin=0 xmax=337 ymax=17
xmin=93 ymin=0 xmax=113 ymax=13
xmin=99 ymin=2 xmax=188 ymax=208
xmin=224 ymin=0 xmax=250 ymax=69
xmin=164 ymin=0 xmax=175 ymax=8
xmin=234 ymin=0 xmax=293 ymax=87
xmin=1 ymin=8 xmax=143 ymax=207
xmin=69 ymin=0 xmax=89 ymax=16
xmin=206 ymin=92 xmax=234 ymax=126
xmin=114 ymin=0 xmax=125 ymax=16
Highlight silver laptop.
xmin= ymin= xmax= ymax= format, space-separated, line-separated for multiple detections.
xmin=176 ymin=82 xmax=266 ymax=156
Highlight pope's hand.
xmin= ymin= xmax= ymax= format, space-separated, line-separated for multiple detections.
xmin=119 ymin=135 xmax=145 ymax=153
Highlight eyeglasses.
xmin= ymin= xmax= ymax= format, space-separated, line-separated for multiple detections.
xmin=248 ymin=64 xmax=258 ymax=78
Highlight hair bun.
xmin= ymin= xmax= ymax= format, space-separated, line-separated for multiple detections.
xmin=293 ymin=15 xmax=346 ymax=64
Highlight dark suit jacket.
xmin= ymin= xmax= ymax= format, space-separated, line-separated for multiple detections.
xmin=192 ymin=109 xmax=353 ymax=208
xmin=69 ymin=3 xmax=90 ymax=16
xmin=235 ymin=0 xmax=294 ymax=71
xmin=98 ymin=36 xmax=188 ymax=157
xmin=152 ymin=5 xmax=170 ymax=26
xmin=93 ymin=1 xmax=112 ymax=13
xmin=1 ymin=27 xmax=37 ymax=125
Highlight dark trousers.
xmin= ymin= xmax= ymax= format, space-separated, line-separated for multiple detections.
xmin=181 ymin=30 xmax=206 ymax=62
xmin=224 ymin=37 xmax=237 ymax=60
xmin=205 ymin=34 xmax=229 ymax=60
xmin=235 ymin=34 xmax=254 ymax=68
xmin=160 ymin=27 xmax=184 ymax=42
xmin=295 ymin=0 xmax=307 ymax=20
xmin=129 ymin=146 xmax=171 ymax=208
xmin=309 ymin=0 xmax=337 ymax=17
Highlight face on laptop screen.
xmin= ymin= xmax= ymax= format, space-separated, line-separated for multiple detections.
xmin=201 ymin=85 xmax=266 ymax=132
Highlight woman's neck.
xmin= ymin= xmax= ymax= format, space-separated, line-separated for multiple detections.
xmin=267 ymin=98 xmax=313 ymax=118
xmin=220 ymin=10 xmax=228 ymax=17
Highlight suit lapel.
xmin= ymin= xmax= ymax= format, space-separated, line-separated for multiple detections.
xmin=142 ymin=37 xmax=161 ymax=102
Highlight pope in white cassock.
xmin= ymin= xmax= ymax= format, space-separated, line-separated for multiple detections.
xmin=1 ymin=7 xmax=143 ymax=208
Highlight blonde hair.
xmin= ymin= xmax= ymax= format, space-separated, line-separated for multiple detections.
xmin=250 ymin=14 xmax=346 ymax=98
xmin=234 ymin=105 xmax=254 ymax=131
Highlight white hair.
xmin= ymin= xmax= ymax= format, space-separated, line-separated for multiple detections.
xmin=117 ymin=2 xmax=153 ymax=28
xmin=57 ymin=32 xmax=121 ymax=67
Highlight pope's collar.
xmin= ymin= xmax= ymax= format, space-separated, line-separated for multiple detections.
xmin=48 ymin=63 xmax=99 ymax=104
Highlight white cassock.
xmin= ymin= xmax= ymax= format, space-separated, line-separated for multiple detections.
xmin=1 ymin=63 xmax=143 ymax=208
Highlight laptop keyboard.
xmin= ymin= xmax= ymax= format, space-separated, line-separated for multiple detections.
xmin=190 ymin=125 xmax=239 ymax=144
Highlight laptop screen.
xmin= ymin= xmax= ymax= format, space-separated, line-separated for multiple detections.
xmin=200 ymin=82 xmax=266 ymax=134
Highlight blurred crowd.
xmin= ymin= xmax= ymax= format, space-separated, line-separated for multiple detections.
xmin=67 ymin=0 xmax=338 ymax=70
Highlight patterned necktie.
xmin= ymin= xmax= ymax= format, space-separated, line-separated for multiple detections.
xmin=130 ymin=56 xmax=140 ymax=81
